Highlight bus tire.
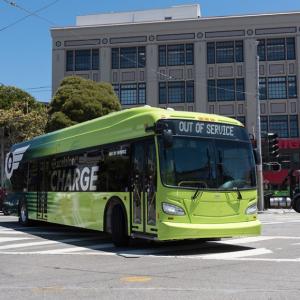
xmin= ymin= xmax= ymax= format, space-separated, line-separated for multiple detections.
xmin=292 ymin=197 xmax=300 ymax=213
xmin=19 ymin=199 xmax=30 ymax=226
xmin=111 ymin=205 xmax=129 ymax=247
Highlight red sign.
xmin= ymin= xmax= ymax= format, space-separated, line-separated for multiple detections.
xmin=278 ymin=139 xmax=300 ymax=149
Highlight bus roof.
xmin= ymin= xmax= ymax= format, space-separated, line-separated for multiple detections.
xmin=10 ymin=106 xmax=243 ymax=159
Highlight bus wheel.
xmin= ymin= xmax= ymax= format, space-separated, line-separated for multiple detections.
xmin=111 ymin=205 xmax=129 ymax=247
xmin=292 ymin=197 xmax=300 ymax=213
xmin=19 ymin=200 xmax=30 ymax=226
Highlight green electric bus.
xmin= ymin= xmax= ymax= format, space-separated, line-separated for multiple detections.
xmin=4 ymin=106 xmax=261 ymax=246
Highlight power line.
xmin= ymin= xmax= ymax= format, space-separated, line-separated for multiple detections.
xmin=0 ymin=0 xmax=59 ymax=32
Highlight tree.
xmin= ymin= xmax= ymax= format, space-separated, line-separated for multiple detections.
xmin=46 ymin=76 xmax=121 ymax=132
xmin=0 ymin=84 xmax=38 ymax=110
xmin=0 ymin=101 xmax=48 ymax=145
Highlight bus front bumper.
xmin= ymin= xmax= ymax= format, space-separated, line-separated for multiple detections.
xmin=158 ymin=220 xmax=261 ymax=241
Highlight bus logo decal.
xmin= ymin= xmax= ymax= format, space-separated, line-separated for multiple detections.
xmin=5 ymin=145 xmax=30 ymax=179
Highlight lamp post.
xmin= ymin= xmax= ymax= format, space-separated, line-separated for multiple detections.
xmin=256 ymin=52 xmax=264 ymax=211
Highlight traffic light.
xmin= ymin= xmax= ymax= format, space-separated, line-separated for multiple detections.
xmin=267 ymin=132 xmax=279 ymax=160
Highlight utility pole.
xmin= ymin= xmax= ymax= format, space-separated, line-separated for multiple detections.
xmin=0 ymin=127 xmax=4 ymax=187
xmin=256 ymin=53 xmax=264 ymax=211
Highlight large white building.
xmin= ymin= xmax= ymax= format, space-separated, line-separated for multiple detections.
xmin=51 ymin=4 xmax=300 ymax=139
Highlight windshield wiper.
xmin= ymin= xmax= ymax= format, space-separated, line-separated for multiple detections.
xmin=192 ymin=189 xmax=202 ymax=200
xmin=233 ymin=187 xmax=242 ymax=200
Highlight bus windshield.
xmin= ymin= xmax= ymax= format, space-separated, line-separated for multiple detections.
xmin=159 ymin=136 xmax=256 ymax=190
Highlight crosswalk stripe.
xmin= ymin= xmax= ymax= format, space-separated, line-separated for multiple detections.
xmin=217 ymin=236 xmax=276 ymax=244
xmin=28 ymin=243 xmax=114 ymax=254
xmin=0 ymin=236 xmax=102 ymax=250
xmin=0 ymin=231 xmax=26 ymax=235
xmin=196 ymin=247 xmax=272 ymax=259
xmin=0 ymin=237 xmax=33 ymax=243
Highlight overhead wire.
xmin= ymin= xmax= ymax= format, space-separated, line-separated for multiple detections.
xmin=0 ymin=0 xmax=59 ymax=31
xmin=1 ymin=1 xmax=263 ymax=101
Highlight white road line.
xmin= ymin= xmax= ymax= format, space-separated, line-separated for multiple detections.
xmin=0 ymin=231 xmax=26 ymax=235
xmin=28 ymin=243 xmax=114 ymax=254
xmin=218 ymin=236 xmax=276 ymax=244
xmin=0 ymin=237 xmax=33 ymax=243
xmin=197 ymin=247 xmax=272 ymax=259
xmin=262 ymin=220 xmax=300 ymax=225
xmin=0 ymin=236 xmax=102 ymax=250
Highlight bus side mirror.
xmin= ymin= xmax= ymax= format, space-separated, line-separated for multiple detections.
xmin=163 ymin=129 xmax=173 ymax=148
xmin=253 ymin=149 xmax=260 ymax=165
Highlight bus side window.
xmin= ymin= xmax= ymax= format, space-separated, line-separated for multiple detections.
xmin=98 ymin=145 xmax=130 ymax=192
xmin=10 ymin=162 xmax=28 ymax=192
xmin=28 ymin=161 xmax=38 ymax=192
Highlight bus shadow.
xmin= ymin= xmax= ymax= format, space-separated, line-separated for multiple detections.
xmin=0 ymin=216 xmax=254 ymax=257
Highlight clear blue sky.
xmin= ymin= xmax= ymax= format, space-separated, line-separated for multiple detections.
xmin=1 ymin=0 xmax=300 ymax=102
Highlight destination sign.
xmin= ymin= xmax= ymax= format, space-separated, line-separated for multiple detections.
xmin=160 ymin=120 xmax=249 ymax=141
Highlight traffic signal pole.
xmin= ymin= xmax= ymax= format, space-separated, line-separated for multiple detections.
xmin=256 ymin=54 xmax=264 ymax=211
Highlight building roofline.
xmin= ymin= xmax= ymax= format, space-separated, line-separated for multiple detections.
xmin=51 ymin=10 xmax=300 ymax=31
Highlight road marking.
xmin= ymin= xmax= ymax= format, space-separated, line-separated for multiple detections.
xmin=218 ymin=236 xmax=275 ymax=244
xmin=0 ymin=231 xmax=26 ymax=235
xmin=196 ymin=247 xmax=272 ymax=259
xmin=25 ymin=242 xmax=114 ymax=254
xmin=0 ymin=236 xmax=102 ymax=250
xmin=0 ymin=237 xmax=33 ymax=243
xmin=121 ymin=276 xmax=152 ymax=283
xmin=262 ymin=220 xmax=300 ymax=225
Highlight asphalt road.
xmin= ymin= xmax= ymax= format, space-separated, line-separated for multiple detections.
xmin=0 ymin=210 xmax=300 ymax=300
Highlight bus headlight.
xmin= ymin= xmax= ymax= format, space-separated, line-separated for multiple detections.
xmin=162 ymin=202 xmax=185 ymax=216
xmin=245 ymin=203 xmax=257 ymax=215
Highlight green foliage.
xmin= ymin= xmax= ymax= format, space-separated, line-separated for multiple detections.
xmin=0 ymin=102 xmax=48 ymax=145
xmin=47 ymin=76 xmax=121 ymax=132
xmin=46 ymin=111 xmax=75 ymax=133
xmin=0 ymin=85 xmax=38 ymax=110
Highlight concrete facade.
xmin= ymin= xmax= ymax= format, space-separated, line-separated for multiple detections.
xmin=51 ymin=5 xmax=300 ymax=138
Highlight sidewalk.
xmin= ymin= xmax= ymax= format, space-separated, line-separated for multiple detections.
xmin=259 ymin=208 xmax=297 ymax=214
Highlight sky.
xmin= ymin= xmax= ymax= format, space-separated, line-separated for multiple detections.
xmin=1 ymin=0 xmax=300 ymax=102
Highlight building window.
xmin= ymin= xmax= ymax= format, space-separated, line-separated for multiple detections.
xmin=207 ymin=78 xmax=245 ymax=101
xmin=217 ymin=79 xmax=235 ymax=101
xmin=268 ymin=76 xmax=287 ymax=99
xmin=113 ymin=83 xmax=146 ymax=105
xmin=257 ymin=40 xmax=266 ymax=61
xmin=111 ymin=47 xmax=146 ymax=69
xmin=259 ymin=78 xmax=267 ymax=100
xmin=207 ymin=80 xmax=216 ymax=101
xmin=159 ymin=81 xmax=194 ymax=104
xmin=261 ymin=115 xmax=298 ymax=138
xmin=236 ymin=78 xmax=245 ymax=100
xmin=269 ymin=115 xmax=289 ymax=137
xmin=112 ymin=84 xmax=120 ymax=98
xmin=159 ymin=44 xmax=194 ymax=66
xmin=261 ymin=116 xmax=268 ymax=133
xmin=258 ymin=37 xmax=296 ymax=61
xmin=66 ymin=51 xmax=73 ymax=71
xmin=66 ymin=49 xmax=99 ymax=71
xmin=288 ymin=76 xmax=297 ymax=98
xmin=259 ymin=76 xmax=297 ymax=100
xmin=290 ymin=115 xmax=299 ymax=137
xmin=286 ymin=38 xmax=296 ymax=60
xmin=207 ymin=42 xmax=215 ymax=64
xmin=207 ymin=40 xmax=244 ymax=64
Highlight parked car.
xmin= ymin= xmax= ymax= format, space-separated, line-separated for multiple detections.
xmin=0 ymin=187 xmax=6 ymax=212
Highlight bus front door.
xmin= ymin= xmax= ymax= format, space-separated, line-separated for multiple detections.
xmin=131 ymin=140 xmax=157 ymax=236
xmin=37 ymin=161 xmax=47 ymax=221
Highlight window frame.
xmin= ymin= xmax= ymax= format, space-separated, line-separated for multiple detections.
xmin=158 ymin=80 xmax=194 ymax=104
xmin=158 ymin=43 xmax=194 ymax=67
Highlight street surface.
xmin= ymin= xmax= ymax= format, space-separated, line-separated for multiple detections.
xmin=0 ymin=210 xmax=300 ymax=299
